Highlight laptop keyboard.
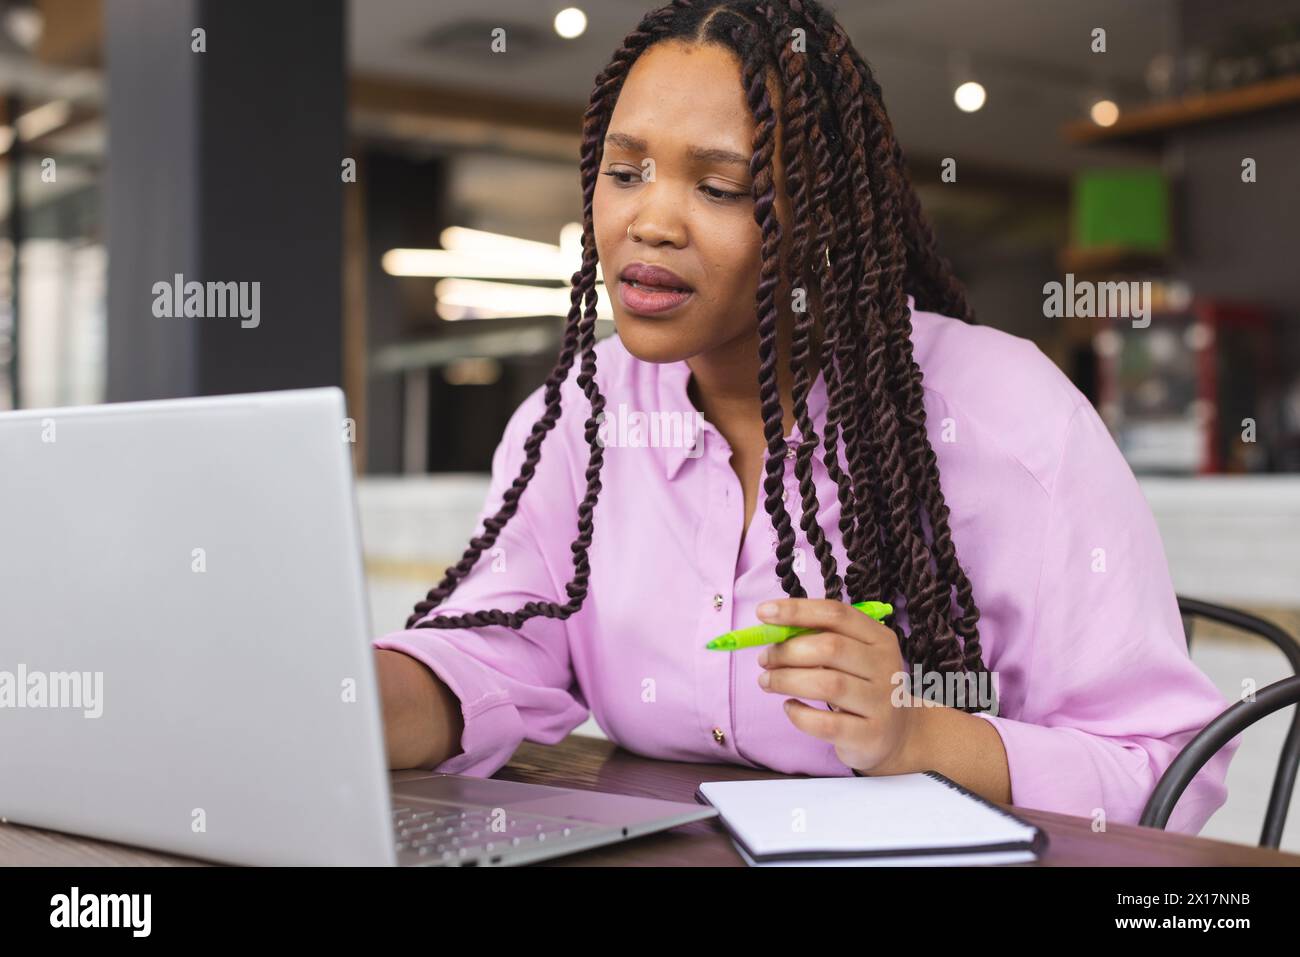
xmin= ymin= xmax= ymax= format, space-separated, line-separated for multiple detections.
xmin=392 ymin=804 xmax=605 ymax=864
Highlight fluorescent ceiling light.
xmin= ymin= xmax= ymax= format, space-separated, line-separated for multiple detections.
xmin=435 ymin=277 xmax=612 ymax=321
xmin=384 ymin=223 xmax=604 ymax=282
xmin=383 ymin=248 xmax=566 ymax=280
xmin=16 ymin=99 xmax=71 ymax=141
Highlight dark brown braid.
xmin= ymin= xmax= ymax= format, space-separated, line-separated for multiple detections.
xmin=405 ymin=0 xmax=991 ymax=711
xmin=832 ymin=26 xmax=987 ymax=673
xmin=766 ymin=0 xmax=843 ymax=601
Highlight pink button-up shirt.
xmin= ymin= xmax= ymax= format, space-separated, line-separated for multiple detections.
xmin=374 ymin=295 xmax=1238 ymax=835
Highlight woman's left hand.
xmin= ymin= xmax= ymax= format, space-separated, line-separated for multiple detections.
xmin=755 ymin=597 xmax=922 ymax=775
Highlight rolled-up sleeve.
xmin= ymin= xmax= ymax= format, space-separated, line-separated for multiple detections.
xmin=972 ymin=400 xmax=1240 ymax=835
xmin=372 ymin=387 xmax=589 ymax=777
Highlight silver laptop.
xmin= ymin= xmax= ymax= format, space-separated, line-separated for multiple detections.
xmin=0 ymin=387 xmax=716 ymax=866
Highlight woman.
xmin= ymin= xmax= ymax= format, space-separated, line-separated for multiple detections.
xmin=374 ymin=0 xmax=1236 ymax=834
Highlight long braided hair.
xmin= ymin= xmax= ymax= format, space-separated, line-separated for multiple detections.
xmin=405 ymin=0 xmax=991 ymax=709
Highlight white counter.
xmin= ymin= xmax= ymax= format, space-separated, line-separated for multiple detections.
xmin=356 ymin=474 xmax=1300 ymax=609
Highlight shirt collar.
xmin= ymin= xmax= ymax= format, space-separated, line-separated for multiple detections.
xmin=654 ymin=294 xmax=915 ymax=481
xmin=657 ymin=352 xmax=830 ymax=482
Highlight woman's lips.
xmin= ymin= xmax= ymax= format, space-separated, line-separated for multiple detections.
xmin=617 ymin=279 xmax=694 ymax=315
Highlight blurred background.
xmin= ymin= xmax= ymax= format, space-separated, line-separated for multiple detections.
xmin=1 ymin=0 xmax=1297 ymax=848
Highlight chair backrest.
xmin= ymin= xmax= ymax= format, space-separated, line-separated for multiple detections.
xmin=1178 ymin=596 xmax=1300 ymax=673
xmin=1149 ymin=596 xmax=1300 ymax=848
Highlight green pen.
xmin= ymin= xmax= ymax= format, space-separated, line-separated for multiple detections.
xmin=704 ymin=600 xmax=893 ymax=651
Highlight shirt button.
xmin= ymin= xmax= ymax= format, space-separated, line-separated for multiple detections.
xmin=712 ymin=593 xmax=724 ymax=610
xmin=785 ymin=445 xmax=797 ymax=460
xmin=712 ymin=727 xmax=726 ymax=745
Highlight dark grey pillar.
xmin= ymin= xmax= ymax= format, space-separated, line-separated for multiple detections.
xmin=362 ymin=151 xmax=448 ymax=474
xmin=105 ymin=0 xmax=345 ymax=401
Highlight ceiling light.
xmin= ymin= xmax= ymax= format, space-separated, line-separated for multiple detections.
xmin=15 ymin=100 xmax=71 ymax=141
xmin=554 ymin=8 xmax=587 ymax=39
xmin=434 ymin=277 xmax=612 ymax=322
xmin=953 ymin=81 xmax=986 ymax=113
xmin=1089 ymin=98 xmax=1120 ymax=126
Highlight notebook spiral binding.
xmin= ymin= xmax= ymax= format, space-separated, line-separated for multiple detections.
xmin=921 ymin=770 xmax=1051 ymax=857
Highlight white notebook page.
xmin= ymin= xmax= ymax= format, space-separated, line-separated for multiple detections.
xmin=698 ymin=773 xmax=1038 ymax=857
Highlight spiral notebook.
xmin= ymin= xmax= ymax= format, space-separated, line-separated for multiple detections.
xmin=695 ymin=771 xmax=1047 ymax=866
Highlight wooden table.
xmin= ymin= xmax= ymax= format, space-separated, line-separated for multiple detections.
xmin=3 ymin=734 xmax=1296 ymax=866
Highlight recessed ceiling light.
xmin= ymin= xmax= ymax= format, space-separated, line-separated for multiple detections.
xmin=953 ymin=80 xmax=986 ymax=113
xmin=554 ymin=7 xmax=587 ymax=40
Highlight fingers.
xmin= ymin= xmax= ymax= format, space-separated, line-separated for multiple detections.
xmin=756 ymin=597 xmax=891 ymax=647
xmin=758 ymin=629 xmax=876 ymax=682
xmin=780 ymin=697 xmax=858 ymax=742
xmin=760 ymin=663 xmax=883 ymax=717
xmin=783 ymin=697 xmax=912 ymax=775
xmin=753 ymin=598 xmax=905 ymax=720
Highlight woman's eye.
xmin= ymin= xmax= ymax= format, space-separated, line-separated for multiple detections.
xmin=702 ymin=184 xmax=746 ymax=202
xmin=600 ymin=169 xmax=745 ymax=202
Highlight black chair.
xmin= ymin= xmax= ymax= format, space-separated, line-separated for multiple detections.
xmin=1139 ymin=596 xmax=1300 ymax=848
